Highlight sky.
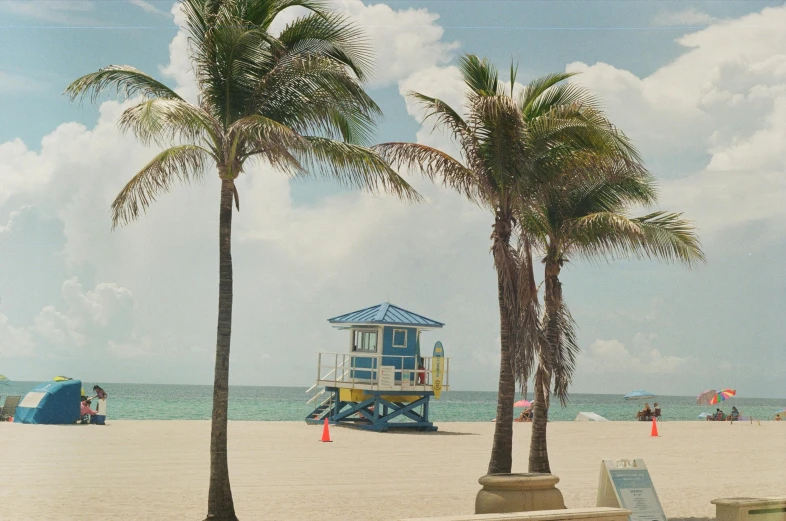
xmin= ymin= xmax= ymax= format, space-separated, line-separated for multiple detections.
xmin=0 ymin=0 xmax=784 ymax=399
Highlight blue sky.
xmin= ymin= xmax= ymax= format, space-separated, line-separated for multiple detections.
xmin=1 ymin=0 xmax=784 ymax=398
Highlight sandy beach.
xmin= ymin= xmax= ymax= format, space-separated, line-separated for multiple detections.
xmin=1 ymin=420 xmax=783 ymax=520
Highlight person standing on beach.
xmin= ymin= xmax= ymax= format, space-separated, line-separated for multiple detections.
xmin=92 ymin=385 xmax=107 ymax=400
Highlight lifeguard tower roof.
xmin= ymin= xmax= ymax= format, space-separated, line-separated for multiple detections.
xmin=328 ymin=302 xmax=444 ymax=329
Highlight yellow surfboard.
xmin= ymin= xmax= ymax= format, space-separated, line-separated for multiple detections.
xmin=432 ymin=341 xmax=445 ymax=400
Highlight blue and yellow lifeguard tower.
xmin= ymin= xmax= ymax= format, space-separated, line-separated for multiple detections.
xmin=305 ymin=302 xmax=449 ymax=432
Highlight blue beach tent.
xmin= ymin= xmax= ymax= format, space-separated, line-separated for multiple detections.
xmin=15 ymin=379 xmax=81 ymax=424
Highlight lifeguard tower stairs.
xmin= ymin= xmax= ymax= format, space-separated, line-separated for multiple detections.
xmin=305 ymin=303 xmax=449 ymax=432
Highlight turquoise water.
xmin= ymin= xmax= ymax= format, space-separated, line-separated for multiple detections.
xmin=1 ymin=381 xmax=783 ymax=421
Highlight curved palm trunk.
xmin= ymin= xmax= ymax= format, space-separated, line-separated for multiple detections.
xmin=528 ymin=366 xmax=550 ymax=473
xmin=488 ymin=208 xmax=515 ymax=475
xmin=528 ymin=255 xmax=561 ymax=474
xmin=205 ymin=178 xmax=238 ymax=521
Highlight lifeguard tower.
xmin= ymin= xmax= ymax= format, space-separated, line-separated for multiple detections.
xmin=305 ymin=302 xmax=449 ymax=432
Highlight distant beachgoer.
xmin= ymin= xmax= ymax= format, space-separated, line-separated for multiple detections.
xmin=653 ymin=403 xmax=661 ymax=420
xmin=80 ymin=397 xmax=97 ymax=423
xmin=714 ymin=408 xmax=725 ymax=421
xmin=731 ymin=406 xmax=739 ymax=421
xmin=637 ymin=403 xmax=652 ymax=421
xmin=516 ymin=407 xmax=532 ymax=422
xmin=93 ymin=385 xmax=107 ymax=400
xmin=417 ymin=362 xmax=426 ymax=385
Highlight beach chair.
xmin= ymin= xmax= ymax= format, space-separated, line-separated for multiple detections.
xmin=0 ymin=395 xmax=21 ymax=421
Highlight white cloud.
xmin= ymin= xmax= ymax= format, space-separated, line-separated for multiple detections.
xmin=0 ymin=140 xmax=54 ymax=204
xmin=0 ymin=314 xmax=36 ymax=358
xmin=567 ymin=5 xmax=786 ymax=238
xmin=581 ymin=336 xmax=688 ymax=375
xmin=107 ymin=337 xmax=153 ymax=359
xmin=0 ymin=275 xmax=143 ymax=361
xmin=32 ymin=278 xmax=139 ymax=351
xmin=653 ymin=8 xmax=718 ymax=27
xmin=336 ymin=1 xmax=459 ymax=87
xmin=159 ymin=3 xmax=199 ymax=103
xmin=0 ymin=71 xmax=42 ymax=94
xmin=129 ymin=0 xmax=166 ymax=16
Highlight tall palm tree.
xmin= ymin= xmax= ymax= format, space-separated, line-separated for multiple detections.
xmin=66 ymin=1 xmax=418 ymax=519
xmin=374 ymin=55 xmax=636 ymax=474
xmin=519 ymin=156 xmax=705 ymax=473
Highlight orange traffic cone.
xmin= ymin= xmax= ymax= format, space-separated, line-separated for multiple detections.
xmin=320 ymin=417 xmax=332 ymax=443
xmin=650 ymin=417 xmax=659 ymax=437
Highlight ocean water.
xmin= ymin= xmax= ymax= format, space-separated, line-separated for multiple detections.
xmin=1 ymin=381 xmax=783 ymax=422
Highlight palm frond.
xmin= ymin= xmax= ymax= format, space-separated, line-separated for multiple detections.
xmin=118 ymin=98 xmax=219 ymax=148
xmin=527 ymin=103 xmax=641 ymax=164
xmin=111 ymin=145 xmax=212 ymax=229
xmin=257 ymin=54 xmax=381 ymax=140
xmin=236 ymin=0 xmax=329 ymax=29
xmin=230 ymin=114 xmax=306 ymax=173
xmin=564 ymin=211 xmax=706 ymax=266
xmin=65 ymin=65 xmax=182 ymax=103
xmin=520 ymin=74 xmax=599 ymax=120
xmin=278 ymin=12 xmax=373 ymax=81
xmin=372 ymin=142 xmax=482 ymax=205
xmin=294 ymin=137 xmax=422 ymax=202
xmin=547 ymin=299 xmax=580 ymax=405
xmin=470 ymin=94 xmax=534 ymax=193
xmin=631 ymin=211 xmax=706 ymax=266
xmin=519 ymin=72 xmax=577 ymax=114
xmin=460 ymin=54 xmax=499 ymax=96
xmin=407 ymin=92 xmax=477 ymax=158
xmin=556 ymin=165 xmax=657 ymax=220
xmin=510 ymin=239 xmax=545 ymax=392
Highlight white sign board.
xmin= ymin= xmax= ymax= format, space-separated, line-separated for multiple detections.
xmin=379 ymin=366 xmax=396 ymax=390
xmin=597 ymin=459 xmax=667 ymax=521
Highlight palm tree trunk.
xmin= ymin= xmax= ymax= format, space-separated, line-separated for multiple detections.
xmin=205 ymin=178 xmax=238 ymax=521
xmin=528 ymin=366 xmax=550 ymax=473
xmin=528 ymin=255 xmax=561 ymax=474
xmin=488 ymin=208 xmax=515 ymax=475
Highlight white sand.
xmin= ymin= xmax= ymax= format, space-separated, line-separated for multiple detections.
xmin=1 ymin=420 xmax=783 ymax=520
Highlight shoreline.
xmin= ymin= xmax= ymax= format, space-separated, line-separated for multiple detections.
xmin=2 ymin=420 xmax=783 ymax=520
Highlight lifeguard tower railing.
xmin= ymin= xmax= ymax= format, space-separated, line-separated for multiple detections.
xmin=309 ymin=352 xmax=449 ymax=393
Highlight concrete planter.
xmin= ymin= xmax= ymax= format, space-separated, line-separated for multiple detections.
xmin=475 ymin=473 xmax=566 ymax=514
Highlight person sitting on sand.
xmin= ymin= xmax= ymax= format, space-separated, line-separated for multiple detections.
xmin=80 ymin=397 xmax=97 ymax=423
xmin=653 ymin=403 xmax=661 ymax=420
xmin=637 ymin=403 xmax=652 ymax=421
xmin=731 ymin=406 xmax=740 ymax=421
xmin=714 ymin=408 xmax=725 ymax=421
xmin=515 ymin=407 xmax=532 ymax=422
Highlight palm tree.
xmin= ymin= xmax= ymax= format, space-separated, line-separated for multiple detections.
xmin=374 ymin=56 xmax=635 ymax=474
xmin=519 ymin=156 xmax=705 ymax=473
xmin=66 ymin=1 xmax=418 ymax=519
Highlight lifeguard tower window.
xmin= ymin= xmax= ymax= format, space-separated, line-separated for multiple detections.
xmin=392 ymin=329 xmax=407 ymax=348
xmin=353 ymin=330 xmax=378 ymax=352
